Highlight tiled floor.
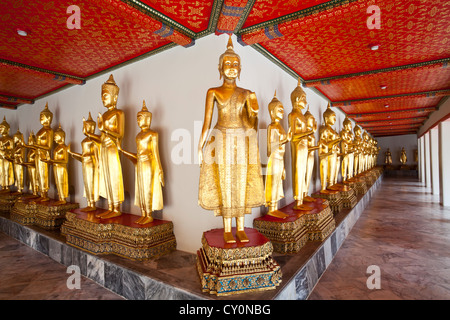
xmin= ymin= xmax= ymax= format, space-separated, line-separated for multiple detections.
xmin=308 ymin=176 xmax=450 ymax=300
xmin=0 ymin=232 xmax=123 ymax=300
xmin=0 ymin=176 xmax=449 ymax=300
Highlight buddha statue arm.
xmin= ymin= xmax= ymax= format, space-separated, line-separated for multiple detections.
xmin=198 ymin=89 xmax=215 ymax=165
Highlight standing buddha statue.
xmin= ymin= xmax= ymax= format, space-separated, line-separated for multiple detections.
xmin=84 ymin=74 xmax=125 ymax=219
xmin=198 ymin=36 xmax=264 ymax=244
xmin=288 ymin=79 xmax=314 ymax=210
xmin=318 ymin=103 xmax=341 ymax=192
xmin=12 ymin=130 xmax=25 ymax=194
xmin=340 ymin=117 xmax=354 ymax=181
xmin=0 ymin=117 xmax=14 ymax=192
xmin=68 ymin=113 xmax=100 ymax=212
xmin=119 ymin=101 xmax=165 ymax=225
xmin=265 ymin=92 xmax=289 ymax=219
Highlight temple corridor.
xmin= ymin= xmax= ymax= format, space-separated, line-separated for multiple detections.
xmin=0 ymin=175 xmax=449 ymax=300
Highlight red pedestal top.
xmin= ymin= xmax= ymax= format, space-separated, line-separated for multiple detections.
xmin=254 ymin=198 xmax=327 ymax=223
xmin=203 ymin=227 xmax=270 ymax=249
xmin=70 ymin=208 xmax=170 ymax=229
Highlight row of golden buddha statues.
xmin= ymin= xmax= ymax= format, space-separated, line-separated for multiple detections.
xmin=384 ymin=147 xmax=413 ymax=165
xmin=0 ymin=36 xmax=382 ymax=296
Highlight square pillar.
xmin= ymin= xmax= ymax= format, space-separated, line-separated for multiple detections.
xmin=418 ymin=136 xmax=423 ymax=183
xmin=429 ymin=128 xmax=439 ymax=195
xmin=424 ymin=132 xmax=431 ymax=189
xmin=439 ymin=122 xmax=450 ymax=206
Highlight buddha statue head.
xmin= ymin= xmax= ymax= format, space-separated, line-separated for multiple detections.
xmin=323 ymin=102 xmax=336 ymax=126
xmin=304 ymin=106 xmax=317 ymax=132
xmin=343 ymin=116 xmax=352 ymax=131
xmin=0 ymin=117 xmax=10 ymax=135
xmin=137 ymin=100 xmax=152 ymax=130
xmin=28 ymin=131 xmax=36 ymax=146
xmin=268 ymin=91 xmax=284 ymax=122
xmin=40 ymin=103 xmax=53 ymax=127
xmin=54 ymin=124 xmax=66 ymax=145
xmin=218 ymin=35 xmax=241 ymax=81
xmin=290 ymin=78 xmax=307 ymax=110
xmin=354 ymin=124 xmax=362 ymax=137
xmin=83 ymin=112 xmax=96 ymax=135
xmin=101 ymin=74 xmax=120 ymax=109
xmin=13 ymin=129 xmax=24 ymax=146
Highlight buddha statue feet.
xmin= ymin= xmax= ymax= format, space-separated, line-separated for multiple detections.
xmin=135 ymin=215 xmax=153 ymax=225
xmin=236 ymin=230 xmax=249 ymax=243
xmin=224 ymin=232 xmax=236 ymax=244
xmin=99 ymin=210 xmax=121 ymax=219
xmin=293 ymin=201 xmax=313 ymax=211
xmin=267 ymin=210 xmax=289 ymax=219
xmin=80 ymin=206 xmax=97 ymax=212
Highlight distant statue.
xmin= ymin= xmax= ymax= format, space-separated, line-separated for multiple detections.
xmin=384 ymin=148 xmax=392 ymax=165
xmin=400 ymin=147 xmax=407 ymax=165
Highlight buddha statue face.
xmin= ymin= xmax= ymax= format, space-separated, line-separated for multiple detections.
xmin=28 ymin=133 xmax=36 ymax=146
xmin=221 ymin=55 xmax=240 ymax=80
xmin=268 ymin=95 xmax=284 ymax=122
xmin=54 ymin=128 xmax=65 ymax=145
xmin=324 ymin=110 xmax=336 ymax=126
xmin=83 ymin=119 xmax=96 ymax=135
xmin=101 ymin=75 xmax=119 ymax=109
xmin=305 ymin=110 xmax=317 ymax=132
xmin=343 ymin=117 xmax=352 ymax=131
xmin=354 ymin=125 xmax=361 ymax=137
xmin=0 ymin=118 xmax=10 ymax=135
xmin=13 ymin=131 xmax=23 ymax=145
xmin=137 ymin=111 xmax=151 ymax=130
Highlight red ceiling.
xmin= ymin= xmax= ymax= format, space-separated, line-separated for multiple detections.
xmin=1 ymin=0 xmax=449 ymax=137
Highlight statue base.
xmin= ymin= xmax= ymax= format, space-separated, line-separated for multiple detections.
xmin=253 ymin=198 xmax=335 ymax=253
xmin=11 ymin=196 xmax=79 ymax=229
xmin=327 ymin=183 xmax=357 ymax=209
xmin=311 ymin=189 xmax=343 ymax=214
xmin=196 ymin=227 xmax=282 ymax=296
xmin=61 ymin=209 xmax=176 ymax=261
xmin=347 ymin=176 xmax=368 ymax=196
xmin=0 ymin=191 xmax=21 ymax=213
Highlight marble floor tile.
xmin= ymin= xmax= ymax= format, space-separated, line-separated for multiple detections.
xmin=308 ymin=176 xmax=450 ymax=300
xmin=0 ymin=232 xmax=123 ymax=300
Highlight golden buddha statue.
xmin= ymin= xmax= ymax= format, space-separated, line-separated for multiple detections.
xmin=304 ymin=106 xmax=319 ymax=202
xmin=318 ymin=103 xmax=341 ymax=192
xmin=43 ymin=125 xmax=69 ymax=205
xmin=362 ymin=131 xmax=370 ymax=172
xmin=198 ymin=36 xmax=264 ymax=244
xmin=84 ymin=74 xmax=125 ymax=219
xmin=265 ymin=92 xmax=289 ymax=219
xmin=353 ymin=125 xmax=363 ymax=175
xmin=288 ymin=79 xmax=315 ymax=210
xmin=24 ymin=103 xmax=54 ymax=201
xmin=68 ymin=113 xmax=100 ymax=212
xmin=24 ymin=132 xmax=39 ymax=196
xmin=340 ymin=117 xmax=354 ymax=181
xmin=400 ymin=147 xmax=407 ymax=164
xmin=0 ymin=117 xmax=14 ymax=192
xmin=12 ymin=130 xmax=25 ymax=193
xmin=119 ymin=101 xmax=164 ymax=225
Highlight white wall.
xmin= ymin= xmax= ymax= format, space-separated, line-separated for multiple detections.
xmin=376 ymin=134 xmax=418 ymax=166
xmin=0 ymin=34 xmax=351 ymax=253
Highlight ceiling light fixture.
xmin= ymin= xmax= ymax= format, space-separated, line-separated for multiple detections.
xmin=384 ymin=104 xmax=389 ymax=108
xmin=369 ymin=43 xmax=380 ymax=50
xmin=16 ymin=28 xmax=28 ymax=36
xmin=380 ymin=85 xmax=387 ymax=89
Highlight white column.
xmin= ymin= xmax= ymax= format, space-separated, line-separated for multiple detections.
xmin=439 ymin=122 xmax=450 ymax=206
xmin=420 ymin=136 xmax=426 ymax=185
xmin=429 ymin=128 xmax=439 ymax=195
xmin=418 ymin=136 xmax=422 ymax=183
xmin=424 ymin=132 xmax=431 ymax=189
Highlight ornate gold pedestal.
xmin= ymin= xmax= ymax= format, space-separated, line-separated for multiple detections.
xmin=196 ymin=228 xmax=282 ymax=296
xmin=327 ymin=183 xmax=357 ymax=209
xmin=311 ymin=189 xmax=343 ymax=214
xmin=11 ymin=197 xmax=79 ymax=229
xmin=347 ymin=176 xmax=368 ymax=196
xmin=302 ymin=199 xmax=336 ymax=241
xmin=253 ymin=198 xmax=335 ymax=253
xmin=0 ymin=191 xmax=21 ymax=214
xmin=61 ymin=209 xmax=176 ymax=261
